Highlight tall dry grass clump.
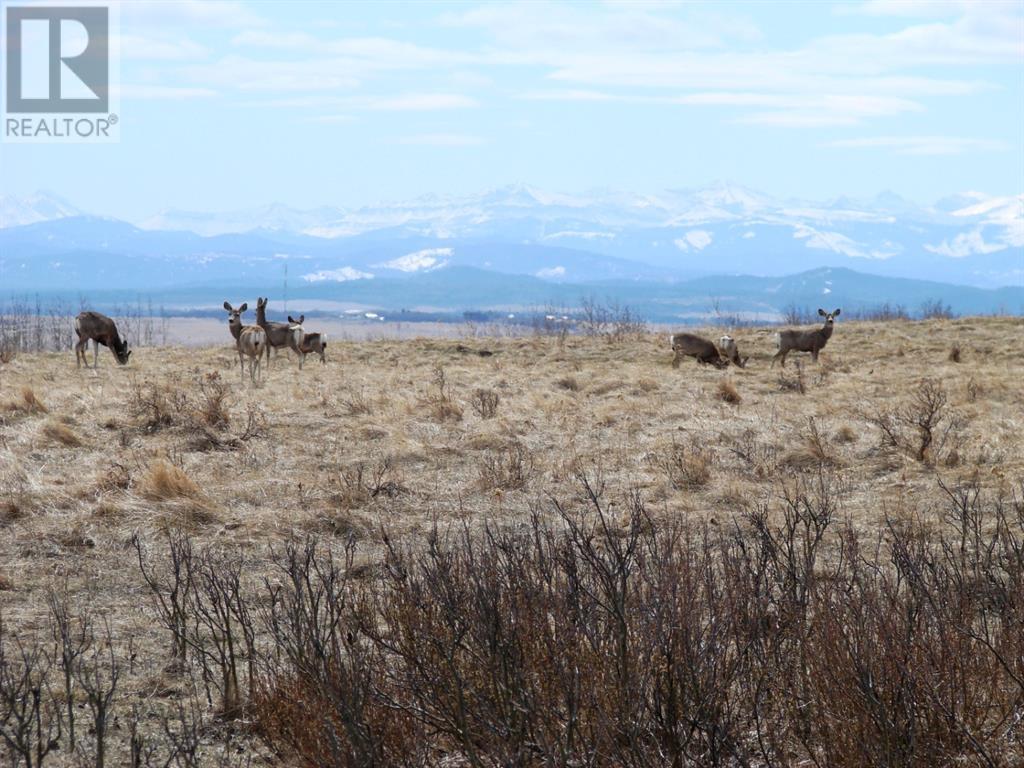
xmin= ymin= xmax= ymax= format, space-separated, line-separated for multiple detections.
xmin=5 ymin=386 xmax=47 ymax=414
xmin=43 ymin=420 xmax=83 ymax=447
xmin=139 ymin=459 xmax=202 ymax=501
xmin=717 ymin=379 xmax=741 ymax=404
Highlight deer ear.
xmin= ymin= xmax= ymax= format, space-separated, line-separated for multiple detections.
xmin=223 ymin=301 xmax=232 ymax=311
xmin=818 ymin=308 xmax=826 ymax=316
xmin=833 ymin=308 xmax=841 ymax=316
xmin=288 ymin=316 xmax=296 ymax=323
xmin=239 ymin=303 xmax=247 ymax=312
xmin=298 ymin=315 xmax=305 ymax=324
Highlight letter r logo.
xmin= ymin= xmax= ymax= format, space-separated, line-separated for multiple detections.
xmin=5 ymin=6 xmax=109 ymax=113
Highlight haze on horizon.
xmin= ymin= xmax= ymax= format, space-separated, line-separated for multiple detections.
xmin=1 ymin=0 xmax=1022 ymax=221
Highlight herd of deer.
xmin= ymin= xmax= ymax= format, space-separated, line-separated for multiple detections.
xmin=73 ymin=298 xmax=327 ymax=382
xmin=72 ymin=304 xmax=842 ymax=382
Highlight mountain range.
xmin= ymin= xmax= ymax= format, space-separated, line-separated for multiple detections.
xmin=1 ymin=184 xmax=1021 ymax=322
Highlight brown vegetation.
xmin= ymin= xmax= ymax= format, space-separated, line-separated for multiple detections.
xmin=0 ymin=316 xmax=1021 ymax=765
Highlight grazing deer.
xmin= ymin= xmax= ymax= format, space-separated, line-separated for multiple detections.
xmin=719 ymin=335 xmax=749 ymax=368
xmin=75 ymin=311 xmax=131 ymax=368
xmin=289 ymin=315 xmax=327 ymax=365
xmin=670 ymin=332 xmax=728 ymax=369
xmin=223 ymin=301 xmax=266 ymax=383
xmin=255 ymin=297 xmax=302 ymax=366
xmin=772 ymin=308 xmax=841 ymax=368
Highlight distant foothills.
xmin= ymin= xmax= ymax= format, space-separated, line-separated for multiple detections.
xmin=1 ymin=184 xmax=1021 ymax=323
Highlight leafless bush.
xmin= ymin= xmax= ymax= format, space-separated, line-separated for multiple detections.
xmin=920 ymin=298 xmax=955 ymax=319
xmin=868 ymin=378 xmax=968 ymax=463
xmin=470 ymin=387 xmax=500 ymax=419
xmin=658 ymin=438 xmax=714 ymax=489
xmin=777 ymin=361 xmax=806 ymax=394
xmin=478 ymin=439 xmax=532 ymax=490
xmin=424 ymin=366 xmax=463 ymax=422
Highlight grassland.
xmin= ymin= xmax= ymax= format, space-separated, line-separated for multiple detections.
xmin=0 ymin=316 xmax=1021 ymax=766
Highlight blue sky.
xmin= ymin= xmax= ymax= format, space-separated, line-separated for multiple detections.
xmin=2 ymin=0 xmax=1022 ymax=219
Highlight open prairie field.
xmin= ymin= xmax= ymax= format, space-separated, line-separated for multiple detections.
xmin=1 ymin=316 xmax=1022 ymax=766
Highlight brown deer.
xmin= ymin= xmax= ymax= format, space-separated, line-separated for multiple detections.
xmin=719 ymin=335 xmax=748 ymax=368
xmin=772 ymin=308 xmax=841 ymax=368
xmin=288 ymin=315 xmax=327 ymax=365
xmin=75 ymin=311 xmax=131 ymax=368
xmin=670 ymin=332 xmax=728 ymax=369
xmin=255 ymin=297 xmax=302 ymax=366
xmin=223 ymin=301 xmax=266 ymax=383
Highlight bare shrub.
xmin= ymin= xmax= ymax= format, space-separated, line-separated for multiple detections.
xmin=717 ymin=379 xmax=741 ymax=404
xmin=470 ymin=387 xmax=500 ymax=419
xmin=478 ymin=439 xmax=532 ymax=490
xmin=128 ymin=379 xmax=186 ymax=432
xmin=425 ymin=366 xmax=463 ymax=422
xmin=341 ymin=386 xmax=373 ymax=416
xmin=659 ymin=438 xmax=714 ymax=489
xmin=194 ymin=371 xmax=231 ymax=429
xmin=868 ymin=378 xmax=967 ymax=463
xmin=777 ymin=361 xmax=806 ymax=394
xmin=920 ymin=298 xmax=954 ymax=319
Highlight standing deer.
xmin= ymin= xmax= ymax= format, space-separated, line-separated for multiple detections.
xmin=75 ymin=311 xmax=131 ymax=368
xmin=670 ymin=332 xmax=729 ymax=369
xmin=255 ymin=297 xmax=302 ymax=366
xmin=223 ymin=301 xmax=266 ymax=383
xmin=719 ymin=335 xmax=748 ymax=368
xmin=772 ymin=308 xmax=841 ymax=368
xmin=288 ymin=315 xmax=327 ymax=365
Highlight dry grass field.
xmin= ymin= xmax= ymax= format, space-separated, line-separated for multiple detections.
xmin=0 ymin=315 xmax=1022 ymax=766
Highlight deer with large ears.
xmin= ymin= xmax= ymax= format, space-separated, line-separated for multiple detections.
xmin=75 ymin=311 xmax=130 ymax=368
xmin=223 ymin=301 xmax=266 ymax=384
xmin=772 ymin=308 xmax=841 ymax=368
xmin=288 ymin=314 xmax=327 ymax=366
xmin=255 ymin=297 xmax=302 ymax=366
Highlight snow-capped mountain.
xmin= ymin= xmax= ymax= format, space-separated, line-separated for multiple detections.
xmin=0 ymin=191 xmax=83 ymax=228
xmin=2 ymin=184 xmax=1021 ymax=292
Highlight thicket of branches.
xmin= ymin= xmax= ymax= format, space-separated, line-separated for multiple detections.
xmin=0 ymin=296 xmax=169 ymax=359
xmin=3 ymin=472 xmax=1021 ymax=766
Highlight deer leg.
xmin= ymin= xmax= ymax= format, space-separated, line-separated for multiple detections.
xmin=75 ymin=340 xmax=83 ymax=368
xmin=93 ymin=342 xmax=99 ymax=368
xmin=812 ymin=349 xmax=820 ymax=363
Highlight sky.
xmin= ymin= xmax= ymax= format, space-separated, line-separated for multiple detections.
xmin=1 ymin=0 xmax=1022 ymax=220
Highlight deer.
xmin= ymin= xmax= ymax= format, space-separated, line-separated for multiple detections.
xmin=670 ymin=332 xmax=729 ymax=369
xmin=255 ymin=297 xmax=302 ymax=367
xmin=719 ymin=335 xmax=749 ymax=368
xmin=75 ymin=311 xmax=131 ymax=368
xmin=223 ymin=301 xmax=267 ymax=383
xmin=288 ymin=315 xmax=327 ymax=365
xmin=772 ymin=308 xmax=841 ymax=368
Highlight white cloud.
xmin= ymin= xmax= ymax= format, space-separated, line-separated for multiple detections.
xmin=824 ymin=135 xmax=1009 ymax=155
xmin=377 ymin=248 xmax=452 ymax=272
xmin=536 ymin=266 xmax=566 ymax=278
xmin=674 ymin=230 xmax=713 ymax=251
xmin=792 ymin=225 xmax=898 ymax=259
xmin=302 ymin=267 xmax=373 ymax=283
xmin=543 ymin=230 xmax=615 ymax=240
xmin=925 ymin=229 xmax=1008 ymax=258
